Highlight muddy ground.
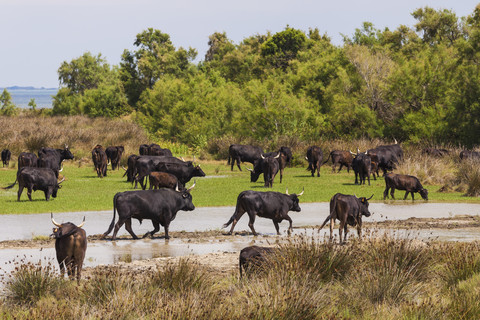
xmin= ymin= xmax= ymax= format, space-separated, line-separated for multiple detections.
xmin=2 ymin=215 xmax=480 ymax=276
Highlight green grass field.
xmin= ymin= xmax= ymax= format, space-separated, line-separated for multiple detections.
xmin=0 ymin=160 xmax=478 ymax=215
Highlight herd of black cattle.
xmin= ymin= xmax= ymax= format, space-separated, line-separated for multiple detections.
xmin=1 ymin=142 xmax=479 ymax=280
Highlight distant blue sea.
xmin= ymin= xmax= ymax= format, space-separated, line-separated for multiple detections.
xmin=2 ymin=88 xmax=58 ymax=109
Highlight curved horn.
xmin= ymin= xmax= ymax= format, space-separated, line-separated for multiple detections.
xmin=77 ymin=216 xmax=85 ymax=228
xmin=357 ymin=147 xmax=360 ymax=154
xmin=305 ymin=156 xmax=309 ymax=161
xmin=367 ymin=194 xmax=374 ymax=200
xmin=286 ymin=188 xmax=289 ymax=195
xmin=261 ymin=154 xmax=265 ymax=159
xmin=58 ymin=177 xmax=66 ymax=184
xmin=366 ymin=150 xmax=368 ymax=155
xmin=274 ymin=153 xmax=280 ymax=159
xmin=121 ymin=166 xmax=127 ymax=171
xmin=51 ymin=213 xmax=61 ymax=227
xmin=246 ymin=166 xmax=253 ymax=172
xmin=298 ymin=187 xmax=304 ymax=197
xmin=59 ymin=164 xmax=64 ymax=173
xmin=187 ymin=180 xmax=196 ymax=192
xmin=181 ymin=157 xmax=185 ymax=162
xmin=394 ymin=138 xmax=397 ymax=144
xmin=175 ymin=182 xmax=180 ymax=192
xmin=350 ymin=150 xmax=357 ymax=156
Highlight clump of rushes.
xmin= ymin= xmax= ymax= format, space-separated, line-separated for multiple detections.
xmin=4 ymin=257 xmax=64 ymax=305
xmin=456 ymin=159 xmax=480 ymax=196
xmin=436 ymin=241 xmax=480 ymax=287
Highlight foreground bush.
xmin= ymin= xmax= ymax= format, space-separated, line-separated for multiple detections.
xmin=2 ymin=232 xmax=480 ymax=319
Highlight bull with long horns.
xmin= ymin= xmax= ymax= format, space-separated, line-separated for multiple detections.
xmin=50 ymin=214 xmax=87 ymax=282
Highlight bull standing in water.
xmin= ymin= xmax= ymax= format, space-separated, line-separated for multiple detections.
xmin=319 ymin=193 xmax=373 ymax=243
xmin=50 ymin=214 xmax=87 ymax=283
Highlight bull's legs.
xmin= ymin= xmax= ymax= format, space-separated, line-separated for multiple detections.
xmin=227 ymin=210 xmax=246 ymax=235
xmin=273 ymin=221 xmax=280 ymax=235
xmin=164 ymin=222 xmax=171 ymax=239
xmin=236 ymin=158 xmax=242 ymax=171
xmin=329 ymin=218 xmax=335 ymax=241
xmin=279 ymin=168 xmax=283 ymax=183
xmin=247 ymin=213 xmax=258 ymax=236
xmin=285 ymin=215 xmax=293 ymax=235
xmin=316 ymin=162 xmax=320 ymax=177
xmin=27 ymin=187 xmax=33 ymax=201
xmin=383 ymin=186 xmax=390 ymax=200
xmin=337 ymin=164 xmax=342 ymax=173
xmin=17 ymin=185 xmax=24 ymax=201
xmin=124 ymin=218 xmax=139 ymax=239
xmin=357 ymin=220 xmax=363 ymax=239
xmin=390 ymin=188 xmax=396 ymax=200
xmin=343 ymin=224 xmax=349 ymax=243
xmin=144 ymin=221 xmax=160 ymax=238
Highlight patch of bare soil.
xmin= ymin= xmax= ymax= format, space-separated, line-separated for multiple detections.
xmin=365 ymin=214 xmax=480 ymax=229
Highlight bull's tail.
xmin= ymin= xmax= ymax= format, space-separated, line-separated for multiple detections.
xmin=322 ymin=152 xmax=332 ymax=165
xmin=101 ymin=193 xmax=119 ymax=238
xmin=4 ymin=178 xmax=17 ymax=190
xmin=319 ymin=194 xmax=338 ymax=230
xmin=223 ymin=193 xmax=244 ymax=228
xmin=227 ymin=153 xmax=231 ymax=165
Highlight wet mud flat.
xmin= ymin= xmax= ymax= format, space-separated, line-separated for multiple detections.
xmin=0 ymin=202 xmax=479 ymax=274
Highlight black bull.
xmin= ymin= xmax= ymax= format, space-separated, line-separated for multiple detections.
xmin=51 ymin=214 xmax=87 ymax=282
xmin=105 ymin=146 xmax=125 ymax=170
xmin=239 ymin=245 xmax=276 ymax=278
xmin=306 ymin=146 xmax=323 ymax=177
xmin=223 ymin=189 xmax=304 ymax=236
xmin=319 ymin=193 xmax=373 ymax=243
xmin=367 ymin=143 xmax=403 ymax=176
xmin=101 ymin=183 xmax=196 ymax=240
xmin=383 ymin=173 xmax=428 ymax=201
xmin=228 ymin=144 xmax=264 ymax=171
xmin=4 ymin=167 xmax=64 ymax=201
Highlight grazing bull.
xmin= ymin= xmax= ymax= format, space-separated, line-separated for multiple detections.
xmin=105 ymin=146 xmax=125 ymax=170
xmin=223 ymin=188 xmax=304 ymax=236
xmin=460 ymin=150 xmax=480 ymax=161
xmin=247 ymin=150 xmax=288 ymax=184
xmin=323 ymin=150 xmax=353 ymax=173
xmin=134 ymin=155 xmax=188 ymax=189
xmin=228 ymin=144 xmax=264 ymax=171
xmin=50 ymin=214 xmax=87 ymax=282
xmin=92 ymin=145 xmax=108 ymax=178
xmin=351 ymin=151 xmax=372 ymax=185
xmin=123 ymin=154 xmax=139 ymax=183
xmin=18 ymin=152 xmax=38 ymax=169
xmin=383 ymin=173 xmax=428 ymax=201
xmin=148 ymin=143 xmax=172 ymax=156
xmin=4 ymin=167 xmax=64 ymax=201
xmin=101 ymin=182 xmax=196 ymax=240
xmin=319 ymin=193 xmax=373 ymax=243
xmin=306 ymin=146 xmax=323 ymax=177
xmin=155 ymin=161 xmax=206 ymax=188
xmin=368 ymin=140 xmax=403 ymax=176
xmin=149 ymin=171 xmax=180 ymax=190
xmin=1 ymin=149 xmax=11 ymax=167
xmin=239 ymin=245 xmax=276 ymax=278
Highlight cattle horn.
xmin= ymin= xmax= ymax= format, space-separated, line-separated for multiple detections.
xmin=394 ymin=138 xmax=397 ymax=144
xmin=175 ymin=183 xmax=180 ymax=192
xmin=246 ymin=166 xmax=253 ymax=172
xmin=274 ymin=153 xmax=280 ymax=159
xmin=357 ymin=147 xmax=360 ymax=154
xmin=58 ymin=177 xmax=66 ymax=184
xmin=298 ymin=187 xmax=304 ymax=197
xmin=121 ymin=166 xmax=127 ymax=171
xmin=367 ymin=194 xmax=374 ymax=200
xmin=187 ymin=180 xmax=196 ymax=192
xmin=59 ymin=164 xmax=64 ymax=173
xmin=305 ymin=156 xmax=308 ymax=161
xmin=77 ymin=216 xmax=85 ymax=228
xmin=181 ymin=157 xmax=185 ymax=162
xmin=286 ymin=188 xmax=289 ymax=195
xmin=51 ymin=213 xmax=61 ymax=227
xmin=350 ymin=150 xmax=357 ymax=156
xmin=261 ymin=154 xmax=265 ymax=159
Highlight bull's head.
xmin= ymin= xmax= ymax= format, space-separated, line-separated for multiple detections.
xmin=50 ymin=213 xmax=85 ymax=239
xmin=176 ymin=181 xmax=196 ymax=211
xmin=419 ymin=188 xmax=428 ymax=200
xmin=285 ymin=187 xmax=304 ymax=212
xmin=53 ymin=177 xmax=66 ymax=198
xmin=357 ymin=194 xmax=373 ymax=217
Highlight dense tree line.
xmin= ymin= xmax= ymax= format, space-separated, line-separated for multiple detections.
xmin=48 ymin=5 xmax=480 ymax=148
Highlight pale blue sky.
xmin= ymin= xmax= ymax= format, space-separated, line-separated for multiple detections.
xmin=1 ymin=0 xmax=478 ymax=88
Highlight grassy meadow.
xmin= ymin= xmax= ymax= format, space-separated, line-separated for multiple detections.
xmin=0 ymin=157 xmax=478 ymax=215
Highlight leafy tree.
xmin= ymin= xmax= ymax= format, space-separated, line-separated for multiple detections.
xmin=204 ymin=32 xmax=235 ymax=62
xmin=261 ymin=27 xmax=307 ymax=69
xmin=412 ymin=7 xmax=463 ymax=46
xmin=57 ymin=52 xmax=110 ymax=94
xmin=0 ymin=89 xmax=18 ymax=116
xmin=120 ymin=28 xmax=197 ymax=108
xmin=28 ymin=98 xmax=37 ymax=111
